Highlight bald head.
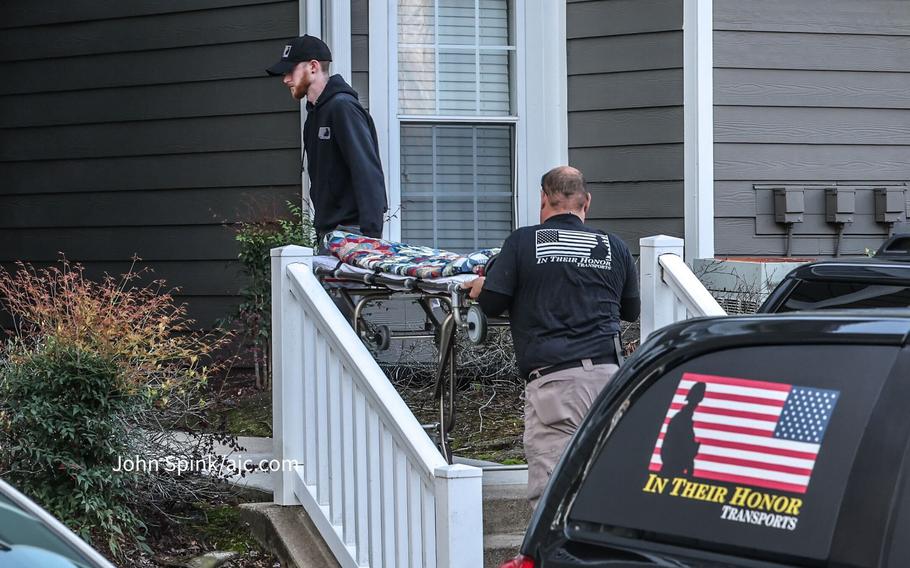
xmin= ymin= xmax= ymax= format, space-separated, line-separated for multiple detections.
xmin=541 ymin=166 xmax=588 ymax=211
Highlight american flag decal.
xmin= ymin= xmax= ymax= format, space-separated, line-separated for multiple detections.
xmin=650 ymin=373 xmax=839 ymax=494
xmin=535 ymin=229 xmax=609 ymax=259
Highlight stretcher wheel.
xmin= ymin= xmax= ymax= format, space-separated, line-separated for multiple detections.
xmin=466 ymin=305 xmax=487 ymax=345
xmin=374 ymin=325 xmax=391 ymax=351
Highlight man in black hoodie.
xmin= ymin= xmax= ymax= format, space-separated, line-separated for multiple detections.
xmin=267 ymin=35 xmax=387 ymax=248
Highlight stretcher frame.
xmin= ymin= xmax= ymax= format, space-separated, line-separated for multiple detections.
xmin=312 ymin=256 xmax=508 ymax=463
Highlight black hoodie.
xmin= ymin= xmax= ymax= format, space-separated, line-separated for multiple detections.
xmin=304 ymin=75 xmax=387 ymax=237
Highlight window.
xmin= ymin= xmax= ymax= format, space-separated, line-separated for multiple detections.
xmin=566 ymin=344 xmax=897 ymax=563
xmin=779 ymin=280 xmax=910 ymax=312
xmin=397 ymin=0 xmax=515 ymax=251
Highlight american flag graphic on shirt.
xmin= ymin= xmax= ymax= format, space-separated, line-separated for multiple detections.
xmin=535 ymin=229 xmax=609 ymax=259
xmin=650 ymin=373 xmax=839 ymax=494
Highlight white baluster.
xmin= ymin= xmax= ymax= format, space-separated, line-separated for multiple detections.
xmin=341 ymin=368 xmax=356 ymax=544
xmin=329 ymin=352 xmax=343 ymax=525
xmin=354 ymin=388 xmax=370 ymax=564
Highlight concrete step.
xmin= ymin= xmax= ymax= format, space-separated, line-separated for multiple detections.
xmin=481 ymin=466 xmax=531 ymax=568
xmin=484 ymin=532 xmax=525 ymax=568
xmin=238 ymin=451 xmax=531 ymax=568
xmin=240 ymin=502 xmax=340 ymax=568
xmin=245 ymin=499 xmax=525 ymax=568
xmin=483 ymin=482 xmax=532 ymax=537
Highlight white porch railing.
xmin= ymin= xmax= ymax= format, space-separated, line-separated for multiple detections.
xmin=640 ymin=235 xmax=726 ymax=342
xmin=271 ymin=245 xmax=483 ymax=568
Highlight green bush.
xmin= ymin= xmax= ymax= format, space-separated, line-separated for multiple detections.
xmin=228 ymin=201 xmax=314 ymax=389
xmin=0 ymin=339 xmax=148 ymax=556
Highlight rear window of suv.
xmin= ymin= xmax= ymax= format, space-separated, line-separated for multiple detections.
xmin=778 ymin=280 xmax=910 ymax=312
xmin=567 ymin=344 xmax=898 ymax=563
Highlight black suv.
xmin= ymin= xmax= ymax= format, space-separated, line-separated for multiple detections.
xmin=759 ymin=235 xmax=910 ymax=313
xmin=503 ymin=310 xmax=910 ymax=567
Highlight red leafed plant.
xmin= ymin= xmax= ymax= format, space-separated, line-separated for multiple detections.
xmin=0 ymin=258 xmax=218 ymax=390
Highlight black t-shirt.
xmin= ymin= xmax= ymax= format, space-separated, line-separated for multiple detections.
xmin=482 ymin=213 xmax=639 ymax=378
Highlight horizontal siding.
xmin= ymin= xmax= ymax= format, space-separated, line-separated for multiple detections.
xmin=568 ymin=32 xmax=682 ymax=75
xmin=0 ymin=2 xmax=297 ymax=61
xmin=713 ymin=0 xmax=910 ymax=258
xmin=714 ymin=107 xmax=910 ymax=145
xmin=0 ymin=186 xmax=301 ymax=228
xmin=0 ymin=226 xmax=240 ymax=262
xmin=566 ymin=0 xmax=682 ymax=38
xmin=715 ymin=69 xmax=910 ymax=110
xmin=569 ymin=70 xmax=682 ymax=111
xmin=0 ymin=256 xmax=245 ymax=327
xmin=571 ymin=145 xmax=683 ymax=183
xmin=0 ymin=78 xmax=294 ymax=128
xmin=0 ymin=40 xmax=284 ymax=95
xmin=0 ymin=0 xmax=282 ymax=28
xmin=0 ymin=260 xmax=247 ymax=296
xmin=0 ymin=149 xmax=301 ymax=195
xmin=569 ymin=107 xmax=683 ymax=147
xmin=567 ymin=0 xmax=684 ymax=251
xmin=715 ymin=0 xmax=910 ymax=36
xmin=181 ymin=296 xmax=243 ymax=329
xmin=587 ymin=219 xmax=686 ymax=256
xmin=0 ymin=1 xmax=301 ymax=330
xmin=715 ymin=144 xmax=910 ymax=180
xmin=1 ymin=114 xmax=298 ymax=161
xmin=587 ymin=182 xmax=684 ymax=219
xmin=715 ymin=31 xmax=910 ymax=73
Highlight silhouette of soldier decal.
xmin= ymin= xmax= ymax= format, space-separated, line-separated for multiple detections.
xmin=660 ymin=381 xmax=706 ymax=477
xmin=590 ymin=236 xmax=611 ymax=261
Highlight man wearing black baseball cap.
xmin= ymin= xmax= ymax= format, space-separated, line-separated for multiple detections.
xmin=268 ymin=35 xmax=387 ymax=246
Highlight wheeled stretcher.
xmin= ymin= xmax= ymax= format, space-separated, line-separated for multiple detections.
xmin=311 ymin=232 xmax=508 ymax=463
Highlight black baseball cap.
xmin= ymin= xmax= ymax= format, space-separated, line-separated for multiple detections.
xmin=266 ymin=35 xmax=333 ymax=76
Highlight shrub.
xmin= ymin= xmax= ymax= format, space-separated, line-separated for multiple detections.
xmin=0 ymin=339 xmax=147 ymax=556
xmin=228 ymin=201 xmax=314 ymax=389
xmin=0 ymin=259 xmax=238 ymax=559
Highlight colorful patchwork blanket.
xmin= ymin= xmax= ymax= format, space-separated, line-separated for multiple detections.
xmin=324 ymin=231 xmax=499 ymax=279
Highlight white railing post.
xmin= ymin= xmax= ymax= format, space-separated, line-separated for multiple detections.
xmin=640 ymin=235 xmax=687 ymax=342
xmin=434 ymin=464 xmax=484 ymax=568
xmin=271 ymin=245 xmax=314 ymax=505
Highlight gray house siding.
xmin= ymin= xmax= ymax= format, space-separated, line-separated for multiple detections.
xmin=0 ymin=0 xmax=302 ymax=328
xmin=713 ymin=0 xmax=910 ymax=257
xmin=566 ymin=0 xmax=684 ymax=254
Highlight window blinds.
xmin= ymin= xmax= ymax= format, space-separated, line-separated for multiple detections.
xmin=400 ymin=124 xmax=513 ymax=251
xmin=398 ymin=0 xmax=512 ymax=116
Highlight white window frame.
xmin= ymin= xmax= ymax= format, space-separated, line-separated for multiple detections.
xmin=683 ymin=0 xmax=715 ymax=261
xmin=370 ymin=0 xmax=567 ymax=242
xmin=299 ymin=0 xmax=353 ymax=217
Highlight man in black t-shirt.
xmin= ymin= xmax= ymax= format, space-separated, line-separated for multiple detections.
xmin=463 ymin=166 xmax=640 ymax=507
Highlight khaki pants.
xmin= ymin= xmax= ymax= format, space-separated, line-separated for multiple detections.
xmin=524 ymin=362 xmax=619 ymax=508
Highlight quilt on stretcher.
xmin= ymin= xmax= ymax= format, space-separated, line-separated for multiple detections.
xmin=325 ymin=231 xmax=499 ymax=279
